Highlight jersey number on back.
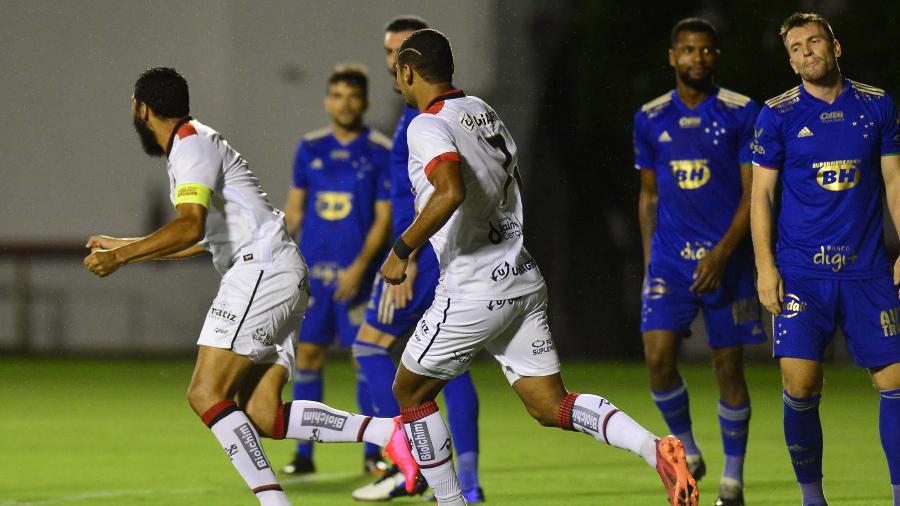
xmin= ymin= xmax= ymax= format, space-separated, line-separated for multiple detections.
xmin=485 ymin=134 xmax=522 ymax=209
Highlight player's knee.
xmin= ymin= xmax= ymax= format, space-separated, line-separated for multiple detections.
xmin=187 ymin=381 xmax=223 ymax=416
xmin=244 ymin=397 xmax=277 ymax=437
xmin=782 ymin=377 xmax=822 ymax=398
xmin=296 ymin=343 xmax=325 ymax=370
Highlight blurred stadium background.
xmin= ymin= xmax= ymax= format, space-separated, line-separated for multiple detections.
xmin=1 ymin=1 xmax=898 ymax=504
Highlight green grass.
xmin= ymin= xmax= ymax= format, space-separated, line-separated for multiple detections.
xmin=0 ymin=358 xmax=892 ymax=505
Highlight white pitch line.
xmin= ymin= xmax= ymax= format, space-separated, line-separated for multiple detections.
xmin=1 ymin=472 xmax=362 ymax=505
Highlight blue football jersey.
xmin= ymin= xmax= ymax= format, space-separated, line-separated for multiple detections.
xmin=292 ymin=127 xmax=391 ymax=268
xmin=390 ymin=105 xmax=420 ymax=236
xmin=634 ymin=87 xmax=759 ymax=263
xmin=753 ymin=78 xmax=900 ymax=278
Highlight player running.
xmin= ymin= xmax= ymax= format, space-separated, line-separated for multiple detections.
xmin=84 ymin=67 xmax=416 ymax=506
xmin=280 ymin=64 xmax=393 ymax=476
xmin=350 ymin=16 xmax=483 ymax=502
xmin=634 ymin=18 xmax=763 ymax=506
xmin=750 ymin=12 xmax=900 ymax=506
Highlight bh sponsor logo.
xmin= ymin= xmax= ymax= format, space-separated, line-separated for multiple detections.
xmin=315 ymin=191 xmax=353 ymax=220
xmin=819 ymin=111 xmax=844 ymax=123
xmin=531 ymin=338 xmax=555 ymax=356
xmin=234 ymin=423 xmax=271 ymax=470
xmin=458 ymin=109 xmax=498 ymax=132
xmin=410 ymin=421 xmax=434 ymax=462
xmin=490 ymin=258 xmax=537 ymax=282
xmin=781 ymin=294 xmax=806 ymax=319
xmin=813 ymin=159 xmax=861 ymax=191
xmin=880 ymin=307 xmax=900 ymax=337
xmin=311 ymin=262 xmax=339 ymax=285
xmin=643 ymin=277 xmax=668 ymax=300
xmin=488 ymin=217 xmax=522 ymax=245
xmin=571 ymin=406 xmax=600 ymax=432
xmin=813 ymin=245 xmax=857 ymax=272
xmin=670 ymin=159 xmax=710 ymax=190
xmin=680 ymin=241 xmax=712 ymax=261
xmin=300 ymin=408 xmax=348 ymax=431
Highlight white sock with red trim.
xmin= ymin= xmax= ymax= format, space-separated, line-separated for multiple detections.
xmin=200 ymin=401 xmax=290 ymax=506
xmin=271 ymin=400 xmax=394 ymax=446
xmin=401 ymin=401 xmax=465 ymax=506
xmin=558 ymin=393 xmax=658 ymax=467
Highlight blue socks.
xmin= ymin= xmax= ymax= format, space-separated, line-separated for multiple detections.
xmin=293 ymin=368 xmax=323 ymax=459
xmin=880 ymin=388 xmax=900 ymax=491
xmin=445 ymin=372 xmax=480 ymax=491
xmin=651 ymin=380 xmax=700 ymax=456
xmin=718 ymin=400 xmax=751 ymax=483
xmin=356 ymin=370 xmax=380 ymax=458
xmin=783 ymin=390 xmax=826 ymax=505
xmin=353 ymin=341 xmax=400 ymax=417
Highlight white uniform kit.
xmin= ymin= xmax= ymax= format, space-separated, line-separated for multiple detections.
xmin=401 ymin=91 xmax=559 ymax=383
xmin=166 ymin=117 xmax=308 ymax=372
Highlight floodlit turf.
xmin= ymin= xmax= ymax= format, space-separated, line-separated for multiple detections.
xmin=0 ymin=358 xmax=892 ymax=505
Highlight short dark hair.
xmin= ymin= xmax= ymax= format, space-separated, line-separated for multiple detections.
xmin=327 ymin=64 xmax=368 ymax=97
xmin=670 ymin=17 xmax=720 ymax=48
xmin=134 ymin=67 xmax=189 ymax=118
xmin=779 ymin=12 xmax=835 ymax=43
xmin=397 ymin=29 xmax=454 ymax=84
xmin=385 ymin=16 xmax=429 ymax=33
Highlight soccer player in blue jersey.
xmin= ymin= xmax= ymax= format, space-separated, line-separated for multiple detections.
xmin=751 ymin=12 xmax=900 ymax=506
xmin=635 ymin=18 xmax=764 ymax=506
xmin=349 ymin=17 xmax=484 ymax=502
xmin=281 ymin=65 xmax=393 ymax=475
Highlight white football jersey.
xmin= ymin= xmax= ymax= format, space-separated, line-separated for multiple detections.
xmin=406 ymin=91 xmax=544 ymax=300
xmin=166 ymin=118 xmax=300 ymax=275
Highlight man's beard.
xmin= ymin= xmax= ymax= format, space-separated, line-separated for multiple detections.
xmin=133 ymin=116 xmax=165 ymax=157
xmin=798 ymin=57 xmax=838 ymax=85
xmin=678 ymin=70 xmax=714 ymax=91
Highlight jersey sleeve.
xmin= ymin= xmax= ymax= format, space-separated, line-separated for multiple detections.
xmin=291 ymin=141 xmax=310 ymax=189
xmin=169 ymin=136 xmax=220 ymax=208
xmin=407 ymin=116 xmax=460 ymax=178
xmin=880 ymin=93 xmax=900 ymax=156
xmin=751 ymin=106 xmax=784 ymax=169
xmin=632 ymin=110 xmax=655 ymax=170
xmin=739 ymin=100 xmax=761 ymax=165
xmin=374 ymin=148 xmax=391 ymax=201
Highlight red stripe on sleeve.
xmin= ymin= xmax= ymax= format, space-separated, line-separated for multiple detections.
xmin=177 ymin=122 xmax=197 ymax=139
xmin=424 ymin=152 xmax=461 ymax=177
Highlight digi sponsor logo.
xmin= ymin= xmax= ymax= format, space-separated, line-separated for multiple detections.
xmin=670 ymin=159 xmax=710 ymax=189
xmin=678 ymin=116 xmax=702 ymax=128
xmin=679 ymin=241 xmax=712 ymax=261
xmin=531 ymin=338 xmax=555 ymax=356
xmin=234 ymin=423 xmax=271 ymax=470
xmin=315 ymin=191 xmax=353 ymax=220
xmin=488 ymin=217 xmax=522 ymax=245
xmin=571 ymin=406 xmax=600 ymax=432
xmin=300 ymin=408 xmax=348 ymax=431
xmin=880 ymin=307 xmax=900 ymax=337
xmin=732 ymin=297 xmax=761 ymax=325
xmin=813 ymin=159 xmax=861 ymax=191
xmin=813 ymin=245 xmax=857 ymax=272
xmin=458 ymin=110 xmax=499 ymax=132
xmin=410 ymin=421 xmax=434 ymax=462
xmin=643 ymin=277 xmax=668 ymax=300
xmin=490 ymin=258 xmax=537 ymax=282
xmin=819 ymin=111 xmax=844 ymax=123
xmin=781 ymin=294 xmax=807 ymax=319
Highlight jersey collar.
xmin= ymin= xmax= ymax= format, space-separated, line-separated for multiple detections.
xmin=424 ymin=89 xmax=465 ymax=114
xmin=165 ymin=115 xmax=193 ymax=157
xmin=671 ymin=85 xmax=719 ymax=113
xmin=798 ymin=77 xmax=850 ymax=106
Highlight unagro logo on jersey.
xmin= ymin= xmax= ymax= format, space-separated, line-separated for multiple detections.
xmin=679 ymin=241 xmax=712 ymax=261
xmin=813 ymin=159 xmax=861 ymax=191
xmin=781 ymin=294 xmax=807 ymax=319
xmin=315 ymin=191 xmax=353 ymax=220
xmin=300 ymin=408 xmax=348 ymax=431
xmin=880 ymin=307 xmax=900 ymax=337
xmin=458 ymin=110 xmax=498 ymax=132
xmin=670 ymin=159 xmax=710 ymax=189
xmin=813 ymin=245 xmax=857 ymax=272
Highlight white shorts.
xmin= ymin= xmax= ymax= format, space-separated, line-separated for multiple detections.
xmin=401 ymin=285 xmax=560 ymax=384
xmin=198 ymin=265 xmax=309 ymax=379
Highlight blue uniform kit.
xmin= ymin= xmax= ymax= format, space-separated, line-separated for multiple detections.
xmin=634 ymin=87 xmax=765 ymax=347
xmin=753 ymin=79 xmax=900 ymax=367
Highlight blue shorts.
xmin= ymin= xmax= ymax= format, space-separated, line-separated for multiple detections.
xmin=298 ymin=278 xmax=367 ymax=348
xmin=774 ymin=273 xmax=900 ymax=368
xmin=641 ymin=254 xmax=765 ymax=348
xmin=363 ymin=248 xmax=439 ymax=338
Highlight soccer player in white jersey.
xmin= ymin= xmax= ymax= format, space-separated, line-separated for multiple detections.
xmin=83 ymin=67 xmax=416 ymax=506
xmin=378 ymin=29 xmax=699 ymax=506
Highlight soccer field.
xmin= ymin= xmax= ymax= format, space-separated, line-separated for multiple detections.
xmin=0 ymin=358 xmax=891 ymax=505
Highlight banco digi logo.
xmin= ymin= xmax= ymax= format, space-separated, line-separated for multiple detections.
xmin=315 ymin=191 xmax=353 ymax=221
xmin=814 ymin=159 xmax=860 ymax=191
xmin=670 ymin=159 xmax=710 ymax=190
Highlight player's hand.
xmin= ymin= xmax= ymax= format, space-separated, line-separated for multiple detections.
xmin=389 ymin=259 xmax=417 ymax=309
xmin=334 ymin=261 xmax=366 ymax=302
xmin=85 ymin=235 xmax=128 ymax=252
xmin=757 ymin=263 xmax=784 ymax=315
xmin=690 ymin=247 xmax=727 ymax=294
xmin=84 ymin=248 xmax=124 ymax=277
xmin=381 ymin=251 xmax=408 ymax=285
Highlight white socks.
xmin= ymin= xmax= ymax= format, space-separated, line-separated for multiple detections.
xmin=272 ymin=400 xmax=394 ymax=446
xmin=401 ymin=401 xmax=466 ymax=506
xmin=559 ymin=393 xmax=658 ymax=467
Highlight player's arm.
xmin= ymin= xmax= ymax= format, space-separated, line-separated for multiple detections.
xmin=690 ymin=163 xmax=752 ymax=294
xmin=334 ymin=200 xmax=393 ymax=302
xmin=881 ymin=154 xmax=900 ymax=283
xmin=750 ymin=165 xmax=783 ymax=314
xmin=282 ymin=186 xmax=307 ymax=238
xmin=381 ymin=161 xmax=464 ymax=284
xmin=84 ymin=203 xmax=207 ymax=277
xmin=638 ymin=168 xmax=658 ymax=274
